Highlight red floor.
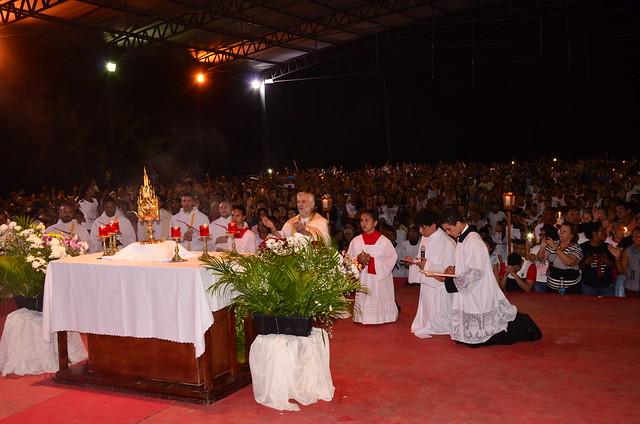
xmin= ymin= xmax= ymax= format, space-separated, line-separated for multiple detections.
xmin=1 ymin=286 xmax=639 ymax=423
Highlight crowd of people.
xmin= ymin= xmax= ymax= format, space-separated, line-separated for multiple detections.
xmin=2 ymin=157 xmax=639 ymax=298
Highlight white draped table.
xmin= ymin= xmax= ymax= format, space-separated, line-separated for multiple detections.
xmin=250 ymin=328 xmax=334 ymax=411
xmin=41 ymin=251 xmax=253 ymax=404
xmin=42 ymin=252 xmax=232 ymax=357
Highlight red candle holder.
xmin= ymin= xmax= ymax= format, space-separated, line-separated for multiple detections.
xmin=228 ymin=222 xmax=238 ymax=235
xmin=171 ymin=226 xmax=181 ymax=238
xmin=199 ymin=224 xmax=210 ymax=237
xmin=98 ymin=225 xmax=108 ymax=238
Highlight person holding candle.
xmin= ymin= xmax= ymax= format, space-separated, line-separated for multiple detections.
xmin=89 ymin=197 xmax=136 ymax=253
xmin=347 ymin=208 xmax=398 ymax=325
xmin=537 ymin=223 xmax=583 ymax=294
xmin=216 ymin=205 xmax=256 ymax=254
xmin=612 ymin=227 xmax=640 ymax=298
xmin=170 ymin=192 xmax=209 ymax=251
xmin=262 ymin=192 xmax=330 ymax=245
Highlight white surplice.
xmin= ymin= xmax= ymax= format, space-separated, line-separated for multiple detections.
xmin=410 ymin=228 xmax=456 ymax=338
xmin=347 ymin=233 xmax=398 ymax=324
xmin=450 ymin=226 xmax=517 ymax=344
xmin=45 ymin=219 xmax=91 ymax=245
xmin=170 ymin=207 xmax=210 ymax=251
xmin=89 ymin=212 xmax=137 ymax=253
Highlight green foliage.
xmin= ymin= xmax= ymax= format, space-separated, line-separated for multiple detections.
xmin=202 ymin=238 xmax=366 ymax=331
xmin=0 ymin=256 xmax=44 ymax=298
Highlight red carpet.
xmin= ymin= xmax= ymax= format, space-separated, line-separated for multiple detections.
xmin=1 ymin=286 xmax=639 ymax=423
xmin=1 ymin=388 xmax=173 ymax=423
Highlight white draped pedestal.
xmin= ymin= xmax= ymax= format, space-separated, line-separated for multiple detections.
xmin=41 ymin=251 xmax=255 ymax=404
xmin=0 ymin=309 xmax=87 ymax=376
xmin=249 ymin=328 xmax=334 ymax=411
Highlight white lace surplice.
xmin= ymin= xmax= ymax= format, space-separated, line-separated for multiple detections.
xmin=451 ymin=230 xmax=517 ymax=344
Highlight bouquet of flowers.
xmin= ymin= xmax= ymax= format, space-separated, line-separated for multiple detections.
xmin=201 ymin=234 xmax=366 ymax=335
xmin=0 ymin=216 xmax=88 ymax=299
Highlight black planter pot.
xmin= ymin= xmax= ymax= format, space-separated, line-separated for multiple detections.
xmin=254 ymin=313 xmax=313 ymax=337
xmin=14 ymin=295 xmax=44 ymax=312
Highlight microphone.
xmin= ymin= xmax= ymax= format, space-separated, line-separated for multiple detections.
xmin=420 ymin=246 xmax=425 ymax=259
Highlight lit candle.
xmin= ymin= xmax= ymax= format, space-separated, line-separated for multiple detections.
xmin=322 ymin=197 xmax=330 ymax=210
xmin=112 ymin=221 xmax=120 ymax=232
xmin=624 ymin=226 xmax=629 ymax=237
xmin=99 ymin=225 xmax=108 ymax=237
xmin=228 ymin=222 xmax=238 ymax=234
xmin=199 ymin=224 xmax=210 ymax=237
xmin=107 ymin=222 xmax=116 ymax=234
xmin=171 ymin=226 xmax=181 ymax=238
xmin=556 ymin=212 xmax=563 ymax=225
xmin=527 ymin=233 xmax=533 ymax=242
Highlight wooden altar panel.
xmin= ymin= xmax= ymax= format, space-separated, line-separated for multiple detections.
xmin=54 ymin=308 xmax=256 ymax=404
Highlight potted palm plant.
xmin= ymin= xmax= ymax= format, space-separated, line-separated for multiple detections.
xmin=0 ymin=216 xmax=88 ymax=311
xmin=202 ymin=233 xmax=365 ymax=336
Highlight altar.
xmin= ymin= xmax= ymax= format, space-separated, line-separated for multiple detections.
xmin=42 ymin=251 xmax=255 ymax=404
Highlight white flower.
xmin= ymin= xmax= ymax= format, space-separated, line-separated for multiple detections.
xmin=26 ymin=255 xmax=35 ymax=263
xmin=49 ymin=245 xmax=67 ymax=259
xmin=8 ymin=222 xmax=17 ymax=229
xmin=0 ymin=224 xmax=8 ymax=233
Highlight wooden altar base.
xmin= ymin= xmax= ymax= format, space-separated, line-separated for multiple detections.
xmin=52 ymin=308 xmax=256 ymax=405
xmin=52 ymin=362 xmax=252 ymax=405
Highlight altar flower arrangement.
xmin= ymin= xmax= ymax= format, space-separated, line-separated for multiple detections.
xmin=0 ymin=216 xmax=88 ymax=300
xmin=201 ymin=233 xmax=365 ymax=335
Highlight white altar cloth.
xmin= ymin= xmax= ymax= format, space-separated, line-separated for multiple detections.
xmin=42 ymin=252 xmax=232 ymax=357
xmin=101 ymin=241 xmax=198 ymax=262
xmin=249 ymin=328 xmax=334 ymax=411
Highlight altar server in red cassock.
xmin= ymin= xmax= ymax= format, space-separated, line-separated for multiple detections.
xmin=347 ymin=209 xmax=398 ymax=325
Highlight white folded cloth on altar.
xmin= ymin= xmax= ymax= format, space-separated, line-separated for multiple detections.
xmin=0 ymin=309 xmax=87 ymax=376
xmin=249 ymin=328 xmax=334 ymax=411
xmin=101 ymin=241 xmax=197 ymax=262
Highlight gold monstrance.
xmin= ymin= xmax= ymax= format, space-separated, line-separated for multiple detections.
xmin=137 ymin=167 xmax=163 ymax=244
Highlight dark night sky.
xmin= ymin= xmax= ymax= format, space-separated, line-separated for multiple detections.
xmin=1 ymin=0 xmax=639 ymax=192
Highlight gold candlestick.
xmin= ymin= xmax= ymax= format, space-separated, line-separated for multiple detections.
xmin=171 ymin=237 xmax=186 ymax=262
xmin=199 ymin=236 xmax=212 ymax=260
xmin=100 ymin=236 xmax=112 ymax=258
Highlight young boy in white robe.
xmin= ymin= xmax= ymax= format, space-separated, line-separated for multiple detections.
xmin=216 ymin=205 xmax=257 ymax=254
xmin=347 ymin=209 xmax=398 ymax=325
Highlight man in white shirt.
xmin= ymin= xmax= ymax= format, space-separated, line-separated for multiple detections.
xmin=45 ymin=202 xmax=90 ymax=244
xmin=77 ymin=183 xmax=99 ymax=233
xmin=485 ymin=202 xmax=507 ymax=229
xmin=170 ymin=193 xmax=210 ymax=251
xmin=263 ymin=192 xmax=330 ymax=244
xmin=89 ymin=197 xmax=136 ymax=253
xmin=210 ymin=200 xmax=231 ymax=250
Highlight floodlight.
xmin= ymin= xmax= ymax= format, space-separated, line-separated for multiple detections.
xmin=106 ymin=62 xmax=117 ymax=72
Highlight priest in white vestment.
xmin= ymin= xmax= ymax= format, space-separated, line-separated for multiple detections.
xmin=89 ymin=197 xmax=136 ymax=253
xmin=263 ymin=192 xmax=330 ymax=245
xmin=407 ymin=210 xmax=456 ymax=339
xmin=45 ymin=203 xmax=90 ymax=245
xmin=170 ymin=193 xmax=210 ymax=251
xmin=210 ymin=200 xmax=232 ymax=250
xmin=347 ymin=209 xmax=398 ymax=325
xmin=438 ymin=208 xmax=542 ymax=347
